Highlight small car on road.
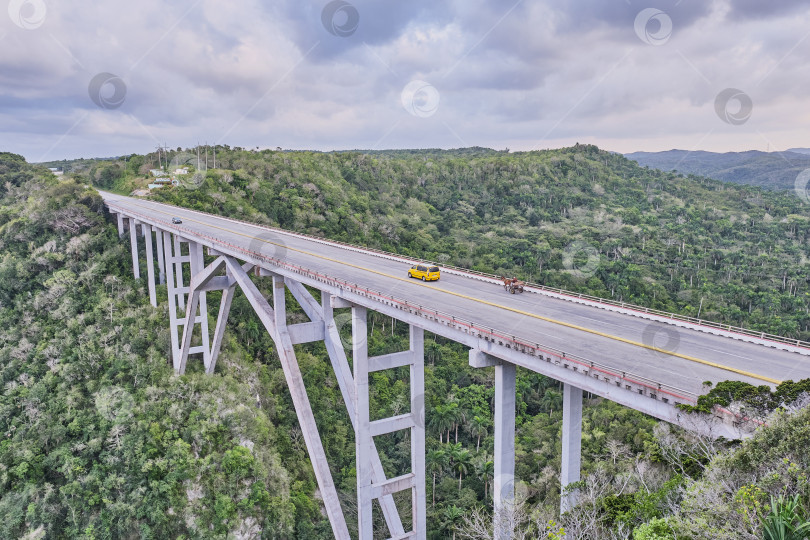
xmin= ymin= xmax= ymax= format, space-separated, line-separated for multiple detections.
xmin=408 ymin=264 xmax=440 ymax=281
xmin=171 ymin=217 xmax=182 ymax=224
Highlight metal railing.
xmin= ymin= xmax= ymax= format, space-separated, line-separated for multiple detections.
xmin=108 ymin=202 xmax=700 ymax=405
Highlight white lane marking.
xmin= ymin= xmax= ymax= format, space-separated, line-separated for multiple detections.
xmin=702 ymin=347 xmax=750 ymax=360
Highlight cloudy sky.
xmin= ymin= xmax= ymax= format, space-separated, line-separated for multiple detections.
xmin=1 ymin=0 xmax=808 ymax=161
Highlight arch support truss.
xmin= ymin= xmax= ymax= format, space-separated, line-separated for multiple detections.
xmin=169 ymin=249 xmax=426 ymax=539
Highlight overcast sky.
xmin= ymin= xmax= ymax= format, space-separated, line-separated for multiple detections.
xmin=1 ymin=0 xmax=808 ymax=161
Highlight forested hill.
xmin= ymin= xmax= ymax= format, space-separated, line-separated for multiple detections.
xmin=2 ymin=149 xmax=810 ymax=538
xmin=91 ymin=144 xmax=810 ymax=341
xmin=625 ymin=148 xmax=810 ymax=191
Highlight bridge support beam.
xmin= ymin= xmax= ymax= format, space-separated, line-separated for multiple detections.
xmin=469 ymin=350 xmax=516 ymax=539
xmin=560 ymin=383 xmax=583 ymax=514
xmin=154 ymin=226 xmax=166 ymax=285
xmin=164 ymin=233 xmax=211 ymax=371
xmin=129 ymin=218 xmax=139 ymax=279
xmin=494 ymin=361 xmax=516 ymax=539
xmin=353 ymin=306 xmax=426 ymax=540
xmin=322 ymin=293 xmax=408 ymax=538
xmin=177 ymin=255 xmax=256 ymax=375
xmin=143 ymin=224 xmax=157 ymax=307
xmin=410 ymin=325 xmax=427 ymax=538
xmin=207 ymin=281 xmax=236 ymax=374
xmin=224 ymin=260 xmax=351 ymax=539
xmin=116 ymin=213 xmax=125 ymax=237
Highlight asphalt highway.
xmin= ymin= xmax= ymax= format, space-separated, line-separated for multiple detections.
xmin=101 ymin=191 xmax=810 ymax=397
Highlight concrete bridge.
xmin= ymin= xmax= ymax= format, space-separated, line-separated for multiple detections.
xmin=101 ymin=190 xmax=810 ymax=539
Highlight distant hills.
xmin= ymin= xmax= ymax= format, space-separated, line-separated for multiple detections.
xmin=624 ymin=149 xmax=810 ymax=191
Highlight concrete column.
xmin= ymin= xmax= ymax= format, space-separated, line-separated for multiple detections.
xmin=129 ymin=218 xmax=139 ymax=279
xmin=116 ymin=213 xmax=125 ymax=237
xmin=560 ymin=383 xmax=583 ymax=514
xmin=410 ymin=326 xmax=427 ymax=539
xmin=154 ymin=226 xmax=166 ymax=285
xmin=144 ymin=225 xmax=157 ymax=307
xmin=173 ymin=235 xmax=186 ymax=309
xmin=208 ymin=283 xmax=236 ymax=374
xmin=352 ymin=306 xmax=373 ymax=538
xmin=163 ymin=231 xmax=181 ymax=370
xmin=493 ymin=361 xmax=516 ymax=540
xmin=273 ymin=274 xmax=286 ymax=332
xmin=190 ymin=242 xmax=211 ymax=368
xmin=321 ymin=292 xmax=407 ymax=537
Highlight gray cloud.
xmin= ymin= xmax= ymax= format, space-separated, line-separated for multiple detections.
xmin=552 ymin=0 xmax=712 ymax=33
xmin=0 ymin=0 xmax=809 ymax=161
xmin=726 ymin=0 xmax=809 ymax=20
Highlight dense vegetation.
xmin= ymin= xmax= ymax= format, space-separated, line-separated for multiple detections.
xmin=2 ymin=147 xmax=809 ymax=538
xmin=94 ymin=144 xmax=810 ymax=340
xmin=626 ymin=149 xmax=810 ymax=191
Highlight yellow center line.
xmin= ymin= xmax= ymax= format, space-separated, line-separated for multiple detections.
xmin=117 ymin=197 xmax=782 ymax=386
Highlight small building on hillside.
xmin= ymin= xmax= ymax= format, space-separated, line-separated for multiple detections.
xmin=48 ymin=167 xmax=63 ymax=176
xmin=174 ymin=168 xmax=189 ymax=175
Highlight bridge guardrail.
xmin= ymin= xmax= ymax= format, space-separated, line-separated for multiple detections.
xmin=108 ymin=202 xmax=700 ymax=406
xmin=108 ymin=196 xmax=810 ymax=353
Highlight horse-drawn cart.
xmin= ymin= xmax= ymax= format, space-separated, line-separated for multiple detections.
xmin=500 ymin=276 xmax=525 ymax=294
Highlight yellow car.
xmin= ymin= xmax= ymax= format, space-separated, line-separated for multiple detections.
xmin=408 ymin=264 xmax=441 ymax=281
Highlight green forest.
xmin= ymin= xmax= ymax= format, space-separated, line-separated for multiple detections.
xmin=2 ymin=146 xmax=809 ymax=539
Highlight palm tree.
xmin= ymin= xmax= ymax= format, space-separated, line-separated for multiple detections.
xmin=441 ymin=505 xmax=465 ymax=540
xmin=426 ymin=449 xmax=447 ymax=508
xmin=243 ymin=318 xmax=260 ymax=348
xmin=429 ymin=404 xmax=457 ymax=444
xmin=540 ymin=389 xmax=563 ymax=416
xmin=468 ymin=415 xmax=490 ymax=451
xmin=453 ymin=404 xmax=467 ymax=444
xmin=443 ymin=401 xmax=461 ymax=443
xmin=448 ymin=443 xmax=472 ymax=492
xmin=475 ymin=458 xmax=494 ymax=500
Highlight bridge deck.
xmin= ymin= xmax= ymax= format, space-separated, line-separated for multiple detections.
xmin=101 ymin=192 xmax=810 ymax=398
